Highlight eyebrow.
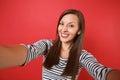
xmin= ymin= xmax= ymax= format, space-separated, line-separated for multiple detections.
xmin=60 ymin=21 xmax=76 ymax=24
xmin=68 ymin=22 xmax=76 ymax=24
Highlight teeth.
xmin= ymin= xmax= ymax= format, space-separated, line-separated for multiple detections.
xmin=62 ymin=34 xmax=68 ymax=37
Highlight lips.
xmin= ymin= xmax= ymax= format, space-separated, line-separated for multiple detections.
xmin=61 ymin=33 xmax=69 ymax=38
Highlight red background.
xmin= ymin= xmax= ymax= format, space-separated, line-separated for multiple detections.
xmin=0 ymin=0 xmax=120 ymax=80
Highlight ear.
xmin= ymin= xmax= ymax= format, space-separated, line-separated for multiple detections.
xmin=77 ymin=31 xmax=81 ymax=35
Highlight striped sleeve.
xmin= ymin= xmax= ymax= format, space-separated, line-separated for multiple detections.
xmin=23 ymin=39 xmax=53 ymax=65
xmin=80 ymin=50 xmax=113 ymax=80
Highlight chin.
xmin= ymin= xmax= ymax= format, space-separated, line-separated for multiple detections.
xmin=61 ymin=39 xmax=72 ymax=43
xmin=60 ymin=39 xmax=68 ymax=43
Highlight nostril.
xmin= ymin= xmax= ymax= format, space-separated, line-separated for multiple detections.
xmin=62 ymin=27 xmax=68 ymax=31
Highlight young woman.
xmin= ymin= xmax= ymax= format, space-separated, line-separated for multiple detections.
xmin=0 ymin=9 xmax=120 ymax=80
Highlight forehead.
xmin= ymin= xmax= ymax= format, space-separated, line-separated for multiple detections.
xmin=60 ymin=14 xmax=79 ymax=23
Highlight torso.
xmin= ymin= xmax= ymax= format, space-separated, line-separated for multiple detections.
xmin=42 ymin=57 xmax=78 ymax=80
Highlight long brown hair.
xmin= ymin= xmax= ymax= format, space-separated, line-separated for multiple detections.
xmin=44 ymin=9 xmax=85 ymax=79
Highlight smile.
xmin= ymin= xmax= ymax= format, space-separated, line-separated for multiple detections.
xmin=61 ymin=33 xmax=69 ymax=38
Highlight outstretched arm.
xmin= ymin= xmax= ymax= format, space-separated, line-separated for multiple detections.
xmin=0 ymin=39 xmax=53 ymax=69
xmin=80 ymin=50 xmax=120 ymax=80
xmin=0 ymin=44 xmax=27 ymax=69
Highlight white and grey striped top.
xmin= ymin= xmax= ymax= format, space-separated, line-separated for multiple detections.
xmin=23 ymin=39 xmax=112 ymax=80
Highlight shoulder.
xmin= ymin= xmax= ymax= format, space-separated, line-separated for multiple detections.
xmin=35 ymin=39 xmax=53 ymax=44
xmin=33 ymin=39 xmax=53 ymax=46
xmin=80 ymin=49 xmax=96 ymax=60
xmin=26 ymin=39 xmax=54 ymax=51
xmin=81 ymin=49 xmax=90 ymax=56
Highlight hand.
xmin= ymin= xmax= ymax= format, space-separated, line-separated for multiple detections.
xmin=106 ymin=69 xmax=120 ymax=80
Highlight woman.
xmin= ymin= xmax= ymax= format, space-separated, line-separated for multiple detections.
xmin=0 ymin=9 xmax=120 ymax=80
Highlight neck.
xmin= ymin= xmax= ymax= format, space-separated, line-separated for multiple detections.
xmin=60 ymin=42 xmax=73 ymax=59
xmin=61 ymin=42 xmax=72 ymax=50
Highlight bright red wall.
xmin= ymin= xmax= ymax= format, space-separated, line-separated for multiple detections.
xmin=0 ymin=0 xmax=120 ymax=80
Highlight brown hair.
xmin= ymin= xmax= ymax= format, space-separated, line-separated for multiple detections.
xmin=44 ymin=9 xmax=85 ymax=79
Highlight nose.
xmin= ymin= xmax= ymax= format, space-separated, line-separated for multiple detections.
xmin=62 ymin=25 xmax=68 ymax=32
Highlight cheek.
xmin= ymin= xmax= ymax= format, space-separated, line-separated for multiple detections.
xmin=69 ymin=29 xmax=78 ymax=36
xmin=57 ymin=27 xmax=61 ymax=35
xmin=57 ymin=26 xmax=60 ymax=31
xmin=69 ymin=28 xmax=77 ymax=33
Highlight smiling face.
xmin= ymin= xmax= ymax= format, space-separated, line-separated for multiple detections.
xmin=58 ymin=14 xmax=80 ymax=44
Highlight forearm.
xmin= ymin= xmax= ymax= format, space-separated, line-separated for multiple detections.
xmin=106 ymin=69 xmax=120 ymax=80
xmin=0 ymin=45 xmax=27 ymax=69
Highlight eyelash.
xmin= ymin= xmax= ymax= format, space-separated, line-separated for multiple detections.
xmin=59 ymin=22 xmax=64 ymax=25
xmin=59 ymin=22 xmax=74 ymax=28
xmin=69 ymin=24 xmax=74 ymax=27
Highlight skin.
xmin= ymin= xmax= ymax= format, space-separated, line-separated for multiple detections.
xmin=58 ymin=14 xmax=120 ymax=79
xmin=0 ymin=13 xmax=120 ymax=80
xmin=106 ymin=70 xmax=120 ymax=80
xmin=0 ymin=45 xmax=27 ymax=69
xmin=58 ymin=14 xmax=80 ymax=59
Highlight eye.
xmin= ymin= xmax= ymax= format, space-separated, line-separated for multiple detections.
xmin=68 ymin=24 xmax=74 ymax=27
xmin=59 ymin=22 xmax=64 ymax=26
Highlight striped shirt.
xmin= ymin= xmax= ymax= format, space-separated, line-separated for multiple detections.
xmin=24 ymin=39 xmax=112 ymax=80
